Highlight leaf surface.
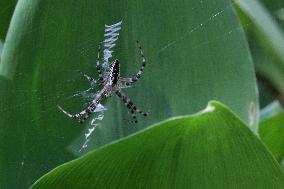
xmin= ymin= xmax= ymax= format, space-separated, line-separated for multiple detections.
xmin=31 ymin=101 xmax=284 ymax=189
xmin=0 ymin=0 xmax=258 ymax=188
xmin=259 ymin=113 xmax=284 ymax=162
xmin=234 ymin=0 xmax=284 ymax=94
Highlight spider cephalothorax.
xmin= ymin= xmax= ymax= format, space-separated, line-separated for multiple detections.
xmin=58 ymin=41 xmax=149 ymax=123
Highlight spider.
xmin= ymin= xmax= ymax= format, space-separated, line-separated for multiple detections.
xmin=58 ymin=40 xmax=149 ymax=124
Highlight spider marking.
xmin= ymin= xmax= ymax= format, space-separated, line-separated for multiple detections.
xmin=58 ymin=41 xmax=149 ymax=124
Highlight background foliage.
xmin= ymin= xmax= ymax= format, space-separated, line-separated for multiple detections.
xmin=0 ymin=0 xmax=283 ymax=188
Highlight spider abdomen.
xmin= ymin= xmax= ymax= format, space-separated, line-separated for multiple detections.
xmin=109 ymin=59 xmax=120 ymax=86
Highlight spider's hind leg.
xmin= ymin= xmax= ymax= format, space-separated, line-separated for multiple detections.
xmin=129 ymin=109 xmax=138 ymax=124
xmin=115 ymin=90 xmax=149 ymax=123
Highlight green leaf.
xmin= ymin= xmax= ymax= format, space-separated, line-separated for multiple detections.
xmin=234 ymin=0 xmax=284 ymax=94
xmin=234 ymin=0 xmax=284 ymax=66
xmin=259 ymin=113 xmax=284 ymax=162
xmin=0 ymin=0 xmax=258 ymax=188
xmin=0 ymin=0 xmax=17 ymax=40
xmin=30 ymin=101 xmax=284 ymax=189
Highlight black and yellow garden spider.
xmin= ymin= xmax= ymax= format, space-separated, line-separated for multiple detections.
xmin=58 ymin=41 xmax=149 ymax=123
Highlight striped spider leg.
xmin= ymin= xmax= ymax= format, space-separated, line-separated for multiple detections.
xmin=115 ymin=90 xmax=149 ymax=123
xmin=79 ymin=44 xmax=104 ymax=86
xmin=116 ymin=40 xmax=149 ymax=123
xmin=58 ymin=44 xmax=107 ymax=123
xmin=119 ymin=40 xmax=147 ymax=86
xmin=58 ymin=41 xmax=149 ymax=123
xmin=57 ymin=86 xmax=107 ymax=123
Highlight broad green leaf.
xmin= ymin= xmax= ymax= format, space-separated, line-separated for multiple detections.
xmin=234 ymin=0 xmax=284 ymax=94
xmin=30 ymin=101 xmax=284 ymax=189
xmin=0 ymin=0 xmax=258 ymax=188
xmin=259 ymin=113 xmax=284 ymax=162
xmin=0 ymin=0 xmax=17 ymax=40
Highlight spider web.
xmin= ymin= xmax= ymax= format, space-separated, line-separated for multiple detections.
xmin=153 ymin=2 xmax=250 ymax=57
xmin=0 ymin=2 xmax=263 ymax=189
xmin=0 ymin=1 xmax=254 ymax=154
xmin=68 ymin=20 xmax=123 ymax=152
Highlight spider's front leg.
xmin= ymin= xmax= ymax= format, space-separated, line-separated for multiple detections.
xmin=79 ymin=71 xmax=97 ymax=86
xmin=122 ymin=40 xmax=147 ymax=86
xmin=78 ymin=44 xmax=106 ymax=86
xmin=58 ymin=86 xmax=107 ymax=123
xmin=96 ymin=44 xmax=105 ymax=84
xmin=58 ymin=101 xmax=104 ymax=123
xmin=57 ymin=105 xmax=88 ymax=123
